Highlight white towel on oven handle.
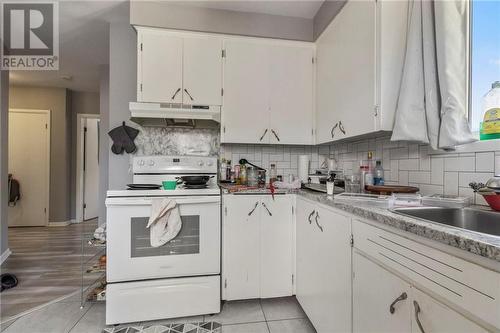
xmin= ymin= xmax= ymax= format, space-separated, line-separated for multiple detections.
xmin=146 ymin=198 xmax=182 ymax=248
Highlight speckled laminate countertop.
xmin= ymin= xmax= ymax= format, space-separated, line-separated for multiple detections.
xmin=297 ymin=189 xmax=500 ymax=263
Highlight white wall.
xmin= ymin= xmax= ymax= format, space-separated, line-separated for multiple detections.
xmin=99 ymin=65 xmax=109 ymax=226
xmin=108 ymin=22 xmax=137 ymax=189
xmin=130 ymin=1 xmax=313 ymax=41
xmin=0 ymin=71 xmax=9 ymax=257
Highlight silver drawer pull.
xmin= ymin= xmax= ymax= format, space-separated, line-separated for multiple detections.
xmin=261 ymin=202 xmax=272 ymax=216
xmin=339 ymin=121 xmax=346 ymax=135
xmin=271 ymin=129 xmax=280 ymax=142
xmin=248 ymin=202 xmax=259 ymax=216
xmin=413 ymin=301 xmax=426 ymax=333
xmin=315 ymin=212 xmax=323 ymax=232
xmin=308 ymin=210 xmax=316 ymax=224
xmin=331 ymin=122 xmax=338 ymax=138
xmin=389 ymin=292 xmax=407 ymax=314
xmin=171 ymin=88 xmax=181 ymax=100
xmin=259 ymin=129 xmax=268 ymax=141
xmin=184 ymin=88 xmax=194 ymax=101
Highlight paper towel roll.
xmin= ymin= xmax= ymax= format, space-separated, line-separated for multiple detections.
xmin=298 ymin=155 xmax=310 ymax=183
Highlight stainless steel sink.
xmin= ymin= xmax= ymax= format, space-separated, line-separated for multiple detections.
xmin=392 ymin=207 xmax=500 ymax=237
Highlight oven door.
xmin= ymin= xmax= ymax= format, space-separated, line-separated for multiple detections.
xmin=106 ymin=195 xmax=220 ymax=282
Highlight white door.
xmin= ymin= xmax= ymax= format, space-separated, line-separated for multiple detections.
xmin=269 ymin=45 xmax=314 ymax=145
xmin=83 ymin=118 xmax=99 ymax=220
xmin=138 ymin=30 xmax=183 ymax=103
xmin=316 ymin=0 xmax=376 ymax=143
xmin=222 ymin=40 xmax=270 ymax=144
xmin=8 ymin=110 xmax=49 ymax=226
xmin=295 ymin=198 xmax=319 ymax=319
xmin=411 ymin=288 xmax=488 ymax=333
xmin=260 ymin=195 xmax=293 ymax=298
xmin=222 ymin=195 xmax=261 ymax=300
xmin=353 ymin=251 xmax=412 ymax=333
xmin=183 ymin=36 xmax=223 ymax=106
xmin=312 ymin=206 xmax=352 ymax=333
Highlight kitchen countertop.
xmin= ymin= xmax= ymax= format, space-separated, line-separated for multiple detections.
xmin=298 ymin=189 xmax=500 ymax=263
xmin=220 ymin=184 xmax=500 ymax=262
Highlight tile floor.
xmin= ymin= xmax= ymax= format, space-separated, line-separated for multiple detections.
xmin=1 ymin=296 xmax=316 ymax=333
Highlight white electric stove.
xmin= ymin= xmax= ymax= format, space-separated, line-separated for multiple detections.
xmin=105 ymin=155 xmax=221 ymax=325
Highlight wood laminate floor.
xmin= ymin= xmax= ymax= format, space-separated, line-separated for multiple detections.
xmin=0 ymin=220 xmax=102 ymax=321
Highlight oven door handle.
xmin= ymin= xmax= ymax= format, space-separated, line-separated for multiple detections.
xmin=106 ymin=196 xmax=221 ymax=206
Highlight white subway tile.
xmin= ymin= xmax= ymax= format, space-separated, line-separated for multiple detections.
xmin=458 ymin=187 xmax=475 ymax=202
xmin=390 ymin=147 xmax=409 ymax=160
xmin=419 ymin=146 xmax=431 ymax=171
xmin=399 ymin=159 xmax=419 ymax=171
xmin=389 ymin=160 xmax=399 ymax=181
xmin=458 ymin=172 xmax=494 ymax=188
xmin=443 ymin=156 xmax=475 ymax=172
xmin=443 ymin=172 xmax=459 ymax=196
xmin=475 ymin=152 xmax=494 ymax=172
xmin=408 ymin=171 xmax=431 ymax=184
xmin=398 ymin=171 xmax=409 ymax=185
xmin=495 ymin=155 xmax=500 ymax=175
xmin=418 ymin=184 xmax=444 ymax=196
xmin=430 ymin=158 xmax=444 ymax=185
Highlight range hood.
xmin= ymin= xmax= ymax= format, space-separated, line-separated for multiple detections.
xmin=129 ymin=102 xmax=221 ymax=128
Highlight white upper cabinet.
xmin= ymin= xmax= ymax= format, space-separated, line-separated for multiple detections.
xmin=136 ymin=28 xmax=223 ymax=105
xmin=138 ymin=31 xmax=183 ymax=104
xmin=316 ymin=0 xmax=408 ymax=144
xmin=183 ymin=36 xmax=223 ymax=106
xmin=222 ymin=40 xmax=270 ymax=143
xmin=268 ymin=45 xmax=314 ymax=145
xmin=222 ymin=39 xmax=315 ymax=145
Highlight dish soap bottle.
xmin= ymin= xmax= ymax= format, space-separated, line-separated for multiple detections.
xmin=374 ymin=160 xmax=385 ymax=185
xmin=480 ymin=81 xmax=500 ymax=140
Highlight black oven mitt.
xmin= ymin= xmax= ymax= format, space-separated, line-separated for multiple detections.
xmin=108 ymin=122 xmax=139 ymax=154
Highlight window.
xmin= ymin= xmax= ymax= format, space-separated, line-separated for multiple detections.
xmin=470 ymin=0 xmax=500 ymax=134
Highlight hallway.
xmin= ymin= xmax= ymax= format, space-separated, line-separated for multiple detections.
xmin=1 ymin=219 xmax=101 ymax=321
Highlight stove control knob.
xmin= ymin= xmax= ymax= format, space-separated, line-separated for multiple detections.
xmin=138 ymin=160 xmax=145 ymax=166
xmin=198 ymin=160 xmax=204 ymax=167
xmin=148 ymin=160 xmax=155 ymax=166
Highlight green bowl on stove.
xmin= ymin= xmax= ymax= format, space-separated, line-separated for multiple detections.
xmin=162 ymin=181 xmax=177 ymax=190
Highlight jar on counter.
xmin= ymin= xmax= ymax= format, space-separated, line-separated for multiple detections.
xmin=247 ymin=167 xmax=258 ymax=187
xmin=239 ymin=164 xmax=247 ymax=185
xmin=270 ymin=164 xmax=277 ymax=183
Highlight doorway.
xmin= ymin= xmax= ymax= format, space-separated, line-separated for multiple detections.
xmin=8 ymin=109 xmax=50 ymax=227
xmin=76 ymin=114 xmax=100 ymax=222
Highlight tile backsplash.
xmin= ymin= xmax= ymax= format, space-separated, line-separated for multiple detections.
xmin=221 ymin=135 xmax=500 ymax=205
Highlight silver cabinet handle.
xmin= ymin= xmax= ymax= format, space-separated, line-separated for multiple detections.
xmin=314 ymin=212 xmax=323 ymax=232
xmin=331 ymin=122 xmax=338 ymax=138
xmin=248 ymin=202 xmax=259 ymax=216
xmin=261 ymin=202 xmax=272 ymax=216
xmin=184 ymin=88 xmax=194 ymax=101
xmin=171 ymin=88 xmax=181 ymax=100
xmin=259 ymin=129 xmax=268 ymax=141
xmin=271 ymin=129 xmax=280 ymax=142
xmin=308 ymin=210 xmax=316 ymax=224
xmin=339 ymin=121 xmax=346 ymax=135
xmin=389 ymin=292 xmax=407 ymax=314
xmin=413 ymin=301 xmax=426 ymax=333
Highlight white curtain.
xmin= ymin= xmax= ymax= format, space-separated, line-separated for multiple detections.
xmin=391 ymin=0 xmax=476 ymax=150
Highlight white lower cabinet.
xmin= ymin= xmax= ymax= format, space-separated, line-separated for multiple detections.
xmin=295 ymin=197 xmax=352 ymax=333
xmin=222 ymin=194 xmax=293 ymax=300
xmin=353 ymin=251 xmax=412 ymax=333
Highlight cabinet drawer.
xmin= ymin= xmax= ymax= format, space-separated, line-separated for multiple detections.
xmin=352 ymin=219 xmax=500 ymax=329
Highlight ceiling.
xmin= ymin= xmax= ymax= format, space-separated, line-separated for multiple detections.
xmin=172 ymin=1 xmax=325 ymax=19
xmin=9 ymin=0 xmax=325 ymax=92
xmin=9 ymin=0 xmax=128 ymax=93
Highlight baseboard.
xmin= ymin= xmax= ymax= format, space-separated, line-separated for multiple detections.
xmin=48 ymin=220 xmax=72 ymax=227
xmin=1 ymin=248 xmax=11 ymax=264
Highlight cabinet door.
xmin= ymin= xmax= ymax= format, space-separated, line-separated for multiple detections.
xmin=411 ymin=288 xmax=488 ymax=333
xmin=268 ymin=45 xmax=314 ymax=145
xmin=260 ymin=195 xmax=293 ymax=298
xmin=222 ymin=40 xmax=270 ymax=144
xmin=312 ymin=206 xmax=352 ymax=333
xmin=353 ymin=251 xmax=412 ymax=333
xmin=183 ymin=36 xmax=223 ymax=106
xmin=222 ymin=196 xmax=261 ymax=300
xmin=316 ymin=0 xmax=376 ymax=143
xmin=295 ymin=197 xmax=317 ymax=316
xmin=138 ymin=30 xmax=183 ymax=103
